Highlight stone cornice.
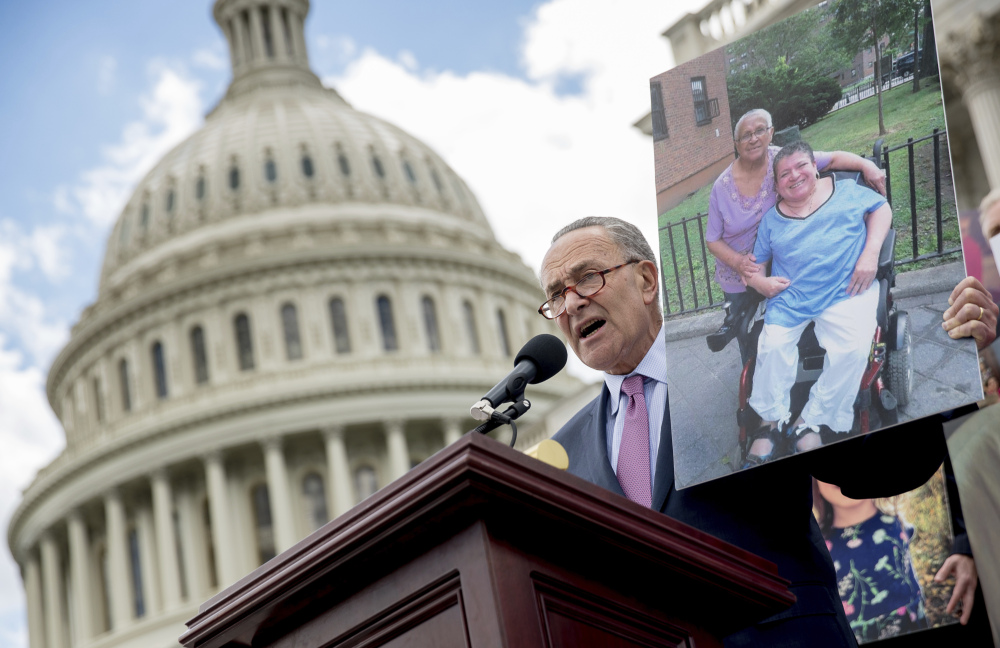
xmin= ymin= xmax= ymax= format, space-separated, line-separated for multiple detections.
xmin=12 ymin=369 xmax=579 ymax=555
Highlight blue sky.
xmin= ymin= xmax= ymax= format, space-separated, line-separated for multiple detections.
xmin=0 ymin=0 xmax=699 ymax=644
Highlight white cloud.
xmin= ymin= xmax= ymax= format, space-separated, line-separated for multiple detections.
xmin=70 ymin=62 xmax=204 ymax=228
xmin=97 ymin=55 xmax=117 ymax=95
xmin=398 ymin=50 xmax=418 ymax=71
xmin=0 ymin=338 xmax=65 ymax=640
xmin=193 ymin=46 xmax=228 ymax=71
xmin=327 ymin=0 xmax=688 ymax=275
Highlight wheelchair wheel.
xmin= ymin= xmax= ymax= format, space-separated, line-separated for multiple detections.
xmin=885 ymin=313 xmax=913 ymax=408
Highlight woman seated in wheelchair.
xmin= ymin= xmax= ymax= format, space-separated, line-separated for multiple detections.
xmin=743 ymin=140 xmax=891 ymax=465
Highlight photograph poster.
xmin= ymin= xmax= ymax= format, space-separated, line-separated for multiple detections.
xmin=651 ymin=0 xmax=983 ymax=490
xmin=813 ymin=467 xmax=961 ymax=643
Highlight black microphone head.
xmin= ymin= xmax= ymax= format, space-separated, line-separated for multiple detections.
xmin=515 ymin=334 xmax=568 ymax=384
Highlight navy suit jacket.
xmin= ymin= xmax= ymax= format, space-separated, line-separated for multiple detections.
xmin=552 ymin=385 xmax=948 ymax=628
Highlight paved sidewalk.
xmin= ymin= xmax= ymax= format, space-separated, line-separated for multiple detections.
xmin=665 ymin=262 xmax=982 ymax=489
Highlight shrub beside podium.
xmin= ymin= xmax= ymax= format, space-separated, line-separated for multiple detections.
xmin=180 ymin=432 xmax=794 ymax=648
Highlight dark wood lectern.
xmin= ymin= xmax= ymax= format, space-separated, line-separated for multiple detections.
xmin=181 ymin=433 xmax=793 ymax=648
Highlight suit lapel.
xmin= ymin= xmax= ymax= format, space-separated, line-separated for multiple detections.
xmin=652 ymin=390 xmax=674 ymax=513
xmin=590 ymin=387 xmax=626 ymax=498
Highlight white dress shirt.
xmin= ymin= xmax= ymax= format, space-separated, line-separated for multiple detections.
xmin=604 ymin=324 xmax=668 ymax=486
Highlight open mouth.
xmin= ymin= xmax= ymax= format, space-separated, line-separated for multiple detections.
xmin=580 ymin=319 xmax=606 ymax=339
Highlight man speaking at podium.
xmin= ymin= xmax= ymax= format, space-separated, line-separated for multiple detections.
xmin=538 ymin=216 xmax=997 ymax=647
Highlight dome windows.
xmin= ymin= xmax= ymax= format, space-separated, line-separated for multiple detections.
xmin=281 ymin=303 xmax=302 ymax=361
xmin=463 ymin=300 xmax=480 ymax=355
xmin=139 ymin=198 xmax=150 ymax=235
xmin=336 ymin=144 xmax=351 ymax=177
xmin=195 ymin=172 xmax=206 ymax=201
xmin=229 ymin=160 xmax=241 ymax=191
xmin=403 ymin=160 xmax=416 ymax=184
xmin=376 ymin=295 xmax=398 ymax=352
xmin=421 ymin=296 xmax=441 ymax=353
xmin=301 ymin=151 xmax=314 ymax=179
xmin=371 ymin=152 xmax=385 ymax=179
xmin=165 ymin=187 xmax=175 ymax=214
xmin=234 ymin=313 xmax=255 ymax=371
xmin=329 ymin=297 xmax=351 ymax=354
xmin=302 ymin=473 xmax=328 ymax=532
xmin=496 ymin=309 xmax=511 ymax=357
xmin=152 ymin=341 xmax=168 ymax=399
xmin=191 ymin=326 xmax=209 ymax=384
xmin=119 ymin=358 xmax=132 ymax=412
xmin=264 ymin=151 xmax=278 ymax=184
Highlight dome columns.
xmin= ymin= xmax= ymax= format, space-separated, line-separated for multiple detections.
xmin=261 ymin=437 xmax=296 ymax=553
xmin=204 ymin=452 xmax=240 ymax=588
xmin=384 ymin=419 xmax=410 ymax=481
xmin=24 ymin=552 xmax=45 ymax=648
xmin=104 ymin=488 xmax=133 ymax=632
xmin=151 ymin=468 xmax=183 ymax=610
xmin=67 ymin=510 xmax=94 ymax=642
xmin=39 ymin=532 xmax=66 ymax=648
xmin=322 ymin=426 xmax=354 ymax=518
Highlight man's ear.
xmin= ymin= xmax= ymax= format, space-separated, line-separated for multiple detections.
xmin=637 ymin=260 xmax=659 ymax=306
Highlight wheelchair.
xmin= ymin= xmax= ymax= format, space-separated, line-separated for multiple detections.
xmin=706 ymin=145 xmax=914 ymax=465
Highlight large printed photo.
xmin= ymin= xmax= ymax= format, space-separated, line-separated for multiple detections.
xmin=652 ymin=0 xmax=982 ymax=490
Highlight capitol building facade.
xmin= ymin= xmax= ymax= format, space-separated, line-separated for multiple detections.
xmin=7 ymin=2 xmax=583 ymax=646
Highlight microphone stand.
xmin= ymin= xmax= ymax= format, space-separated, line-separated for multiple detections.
xmin=469 ymin=398 xmax=531 ymax=448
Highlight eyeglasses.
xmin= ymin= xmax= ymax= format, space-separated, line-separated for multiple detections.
xmin=738 ymin=126 xmax=772 ymax=144
xmin=538 ymin=261 xmax=638 ymax=320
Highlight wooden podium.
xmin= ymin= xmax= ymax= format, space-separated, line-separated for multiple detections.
xmin=180 ymin=433 xmax=794 ymax=648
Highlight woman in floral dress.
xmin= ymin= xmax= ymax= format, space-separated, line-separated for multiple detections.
xmin=814 ymin=479 xmax=928 ymax=643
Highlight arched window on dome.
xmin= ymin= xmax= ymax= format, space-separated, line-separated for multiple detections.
xmin=301 ymin=150 xmax=314 ymax=179
xmin=371 ymin=151 xmax=385 ymax=179
xmin=354 ymin=466 xmax=378 ymax=503
xmin=302 ymin=472 xmax=328 ymax=532
xmin=376 ymin=296 xmax=398 ymax=352
xmin=427 ymin=159 xmax=448 ymax=206
xmin=329 ymin=297 xmax=351 ymax=354
xmin=402 ymin=159 xmax=416 ymax=184
xmin=128 ymin=527 xmax=146 ymax=618
xmin=264 ymin=150 xmax=278 ymax=184
xmin=234 ymin=313 xmax=255 ymax=371
xmin=165 ymin=182 xmax=176 ymax=216
xmin=421 ymin=296 xmax=441 ymax=353
xmin=229 ymin=159 xmax=241 ymax=191
xmin=496 ymin=309 xmax=511 ymax=357
xmin=195 ymin=171 xmax=206 ymax=201
xmin=336 ymin=143 xmax=351 ymax=177
xmin=190 ymin=326 xmax=209 ymax=384
xmin=251 ymin=483 xmax=276 ymax=565
xmin=119 ymin=358 xmax=132 ymax=412
xmin=151 ymin=341 xmax=168 ymax=399
xmin=463 ymin=300 xmax=480 ymax=355
xmin=281 ymin=303 xmax=303 ymax=361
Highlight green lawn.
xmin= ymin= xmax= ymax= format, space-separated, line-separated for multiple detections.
xmin=658 ymin=78 xmax=959 ymax=318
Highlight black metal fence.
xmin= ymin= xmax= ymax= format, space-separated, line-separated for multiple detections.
xmin=658 ymin=128 xmax=960 ymax=317
xmin=830 ymin=72 xmax=914 ymax=112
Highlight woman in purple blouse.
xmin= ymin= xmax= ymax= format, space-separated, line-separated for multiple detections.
xmin=705 ymin=109 xmax=886 ymax=364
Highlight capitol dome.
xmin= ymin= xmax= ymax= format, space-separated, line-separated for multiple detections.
xmin=8 ymin=2 xmax=581 ymax=646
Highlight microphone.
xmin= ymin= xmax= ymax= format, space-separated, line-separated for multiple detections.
xmin=470 ymin=334 xmax=567 ymax=421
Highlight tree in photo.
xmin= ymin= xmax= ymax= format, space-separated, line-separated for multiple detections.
xmin=726 ymin=7 xmax=847 ymax=132
xmin=828 ymin=0 xmax=913 ymax=135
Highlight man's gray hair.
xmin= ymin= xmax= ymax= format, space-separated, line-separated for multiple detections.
xmin=551 ymin=216 xmax=657 ymax=264
xmin=733 ymin=108 xmax=773 ymax=140
xmin=979 ymin=187 xmax=1000 ymax=215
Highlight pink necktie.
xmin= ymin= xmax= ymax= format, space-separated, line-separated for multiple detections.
xmin=617 ymin=374 xmax=651 ymax=507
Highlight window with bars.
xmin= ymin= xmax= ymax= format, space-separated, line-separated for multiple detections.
xmin=329 ymin=297 xmax=351 ymax=354
xmin=234 ymin=313 xmax=255 ymax=371
xmin=691 ymin=77 xmax=719 ymax=126
xmin=191 ymin=326 xmax=209 ymax=384
xmin=281 ymin=303 xmax=303 ymax=361
xmin=650 ymin=81 xmax=668 ymax=141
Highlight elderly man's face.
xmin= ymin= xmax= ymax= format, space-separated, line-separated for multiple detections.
xmin=540 ymin=227 xmax=659 ymax=375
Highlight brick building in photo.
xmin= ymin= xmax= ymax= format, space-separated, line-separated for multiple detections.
xmin=647 ymin=47 xmax=733 ymax=216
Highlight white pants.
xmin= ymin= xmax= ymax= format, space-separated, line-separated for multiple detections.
xmin=749 ymin=283 xmax=879 ymax=433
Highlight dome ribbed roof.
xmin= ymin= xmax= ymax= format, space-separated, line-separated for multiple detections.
xmin=99 ymin=0 xmax=496 ymax=295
